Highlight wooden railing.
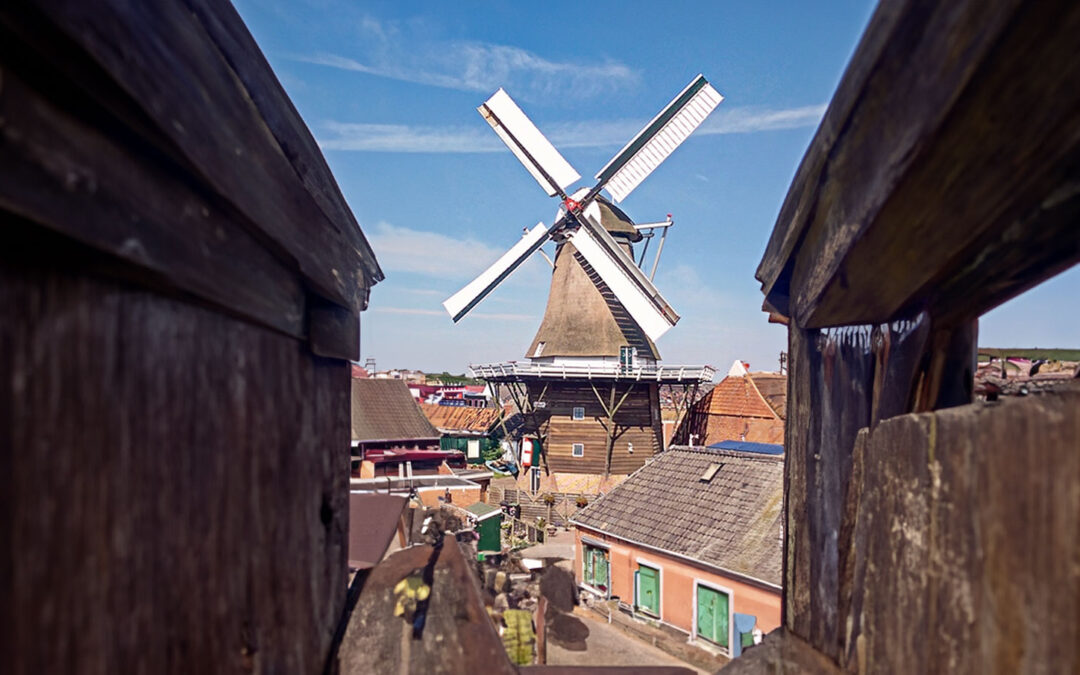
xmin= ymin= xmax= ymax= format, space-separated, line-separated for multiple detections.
xmin=489 ymin=486 xmax=593 ymax=527
xmin=470 ymin=361 xmax=714 ymax=383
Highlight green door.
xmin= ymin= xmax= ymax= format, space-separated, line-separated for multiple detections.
xmin=637 ymin=565 xmax=659 ymax=615
xmin=696 ymin=585 xmax=729 ymax=648
xmin=477 ymin=514 xmax=501 ymax=552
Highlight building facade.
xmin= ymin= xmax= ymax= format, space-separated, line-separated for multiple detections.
xmin=571 ymin=447 xmax=783 ymax=657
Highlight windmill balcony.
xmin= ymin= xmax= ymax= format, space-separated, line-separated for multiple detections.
xmin=469 ymin=360 xmax=715 ymax=383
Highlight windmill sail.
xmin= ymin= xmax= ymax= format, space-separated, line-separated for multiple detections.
xmin=565 ymin=208 xmax=680 ymax=342
xmin=443 ymin=222 xmax=552 ymax=322
xmin=595 ymin=75 xmax=723 ymax=203
xmin=479 ymin=89 xmax=580 ymax=197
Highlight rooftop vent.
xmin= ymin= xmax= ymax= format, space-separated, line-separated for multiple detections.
xmin=700 ymin=462 xmax=723 ymax=482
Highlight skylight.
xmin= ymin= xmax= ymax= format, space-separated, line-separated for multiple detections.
xmin=700 ymin=462 xmax=723 ymax=482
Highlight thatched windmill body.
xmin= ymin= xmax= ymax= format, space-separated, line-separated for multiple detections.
xmin=445 ymin=77 xmax=720 ymax=496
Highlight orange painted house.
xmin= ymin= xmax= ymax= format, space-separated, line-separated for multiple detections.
xmin=570 ymin=446 xmax=783 ymax=657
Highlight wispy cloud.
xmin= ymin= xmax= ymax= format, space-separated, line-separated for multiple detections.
xmin=365 ymin=221 xmax=548 ymax=286
xmin=372 ymin=306 xmax=534 ymax=322
xmin=372 ymin=307 xmax=444 ymax=316
xmin=294 ymin=16 xmax=637 ymax=100
xmin=318 ymin=104 xmax=827 ymax=152
xmin=366 ymin=221 xmax=504 ymax=279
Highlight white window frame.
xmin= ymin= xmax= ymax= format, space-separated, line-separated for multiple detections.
xmin=530 ymin=466 xmax=541 ymax=493
xmin=691 ymin=578 xmax=735 ymax=656
xmin=633 ymin=557 xmax=664 ymax=620
xmin=572 ymin=442 xmax=584 ymax=457
xmin=572 ymin=406 xmax=585 ymax=420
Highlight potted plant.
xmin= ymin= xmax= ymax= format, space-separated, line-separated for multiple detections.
xmin=575 ymin=495 xmax=589 ymax=509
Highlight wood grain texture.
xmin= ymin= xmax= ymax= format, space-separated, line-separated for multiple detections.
xmin=0 ymin=64 xmax=308 ymax=341
xmin=843 ymin=386 xmax=1080 ymax=674
xmin=336 ymin=538 xmax=517 ymax=675
xmin=781 ymin=326 xmax=812 ymax=638
xmin=0 ymin=0 xmax=381 ymax=314
xmin=757 ymin=0 xmax=1080 ymax=327
xmin=182 ymin=0 xmax=383 ymax=296
xmin=0 ymin=255 xmax=350 ymax=674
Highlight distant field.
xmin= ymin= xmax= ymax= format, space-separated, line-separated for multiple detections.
xmin=978 ymin=348 xmax=1080 ymax=361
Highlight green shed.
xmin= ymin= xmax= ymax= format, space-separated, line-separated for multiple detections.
xmin=466 ymin=502 xmax=503 ymax=554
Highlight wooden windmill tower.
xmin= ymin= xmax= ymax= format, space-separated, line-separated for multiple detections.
xmin=444 ymin=76 xmax=720 ymax=497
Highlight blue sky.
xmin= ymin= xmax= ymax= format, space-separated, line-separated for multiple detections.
xmin=234 ymin=0 xmax=1079 ymax=374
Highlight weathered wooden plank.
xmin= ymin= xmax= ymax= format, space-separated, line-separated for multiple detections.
xmin=755 ymin=0 xmax=914 ymax=302
xmin=757 ymin=0 xmax=1080 ymax=328
xmin=183 ymin=0 xmax=384 ymax=295
xmin=0 ymin=66 xmax=307 ymax=340
xmin=1 ymin=0 xmax=377 ymax=312
xmin=868 ymin=314 xmax=931 ymax=428
xmin=308 ymin=300 xmax=361 ymax=362
xmin=336 ymin=538 xmax=516 ymax=675
xmin=910 ymin=319 xmax=977 ymax=412
xmin=782 ymin=326 xmax=813 ymax=637
xmin=1 ymin=253 xmax=350 ymax=674
xmin=844 ymin=386 xmax=1080 ymax=673
xmin=804 ymin=327 xmax=874 ymax=659
xmin=716 ymin=628 xmax=841 ymax=675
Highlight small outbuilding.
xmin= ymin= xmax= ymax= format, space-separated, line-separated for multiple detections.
xmin=465 ymin=501 xmax=504 ymax=554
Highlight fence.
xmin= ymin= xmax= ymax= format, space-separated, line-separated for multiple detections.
xmin=489 ymin=485 xmax=593 ymax=527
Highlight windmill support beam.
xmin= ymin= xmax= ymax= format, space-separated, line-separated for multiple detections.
xmin=590 ymin=381 xmax=636 ymax=476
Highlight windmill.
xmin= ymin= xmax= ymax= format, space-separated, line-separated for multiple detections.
xmin=445 ymin=75 xmax=720 ymax=498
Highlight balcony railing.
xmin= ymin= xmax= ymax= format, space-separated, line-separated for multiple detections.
xmin=468 ymin=361 xmax=715 ymax=383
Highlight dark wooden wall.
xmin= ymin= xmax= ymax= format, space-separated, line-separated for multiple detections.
xmin=840 ymin=386 xmax=1080 ymax=673
xmin=526 ymin=381 xmax=662 ymax=475
xmin=1 ymin=242 xmax=349 ymax=673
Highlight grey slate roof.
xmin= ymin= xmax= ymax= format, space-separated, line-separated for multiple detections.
xmin=572 ymin=446 xmax=784 ymax=586
xmin=351 ymin=379 xmax=439 ymax=442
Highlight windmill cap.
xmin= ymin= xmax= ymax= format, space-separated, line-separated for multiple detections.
xmin=596 ymin=197 xmax=643 ymax=242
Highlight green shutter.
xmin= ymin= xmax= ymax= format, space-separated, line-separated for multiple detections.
xmin=696 ymin=585 xmax=730 ymax=648
xmin=595 ymin=551 xmax=608 ymax=592
xmin=584 ymin=546 xmax=609 ymax=594
xmin=637 ymin=565 xmax=659 ymax=615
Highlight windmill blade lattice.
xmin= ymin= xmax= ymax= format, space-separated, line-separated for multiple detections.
xmin=443 ymin=75 xmax=723 ymax=338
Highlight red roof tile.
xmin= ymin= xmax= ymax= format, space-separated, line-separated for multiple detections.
xmin=704 ymin=373 xmax=778 ymax=418
xmin=418 ymin=403 xmax=502 ymax=434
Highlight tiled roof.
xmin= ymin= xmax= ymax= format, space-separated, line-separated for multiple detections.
xmin=351 ymin=379 xmax=439 ymax=442
xmin=749 ymin=373 xmax=787 ymax=420
xmin=704 ymin=373 xmax=779 ymax=419
xmin=418 ymin=403 xmax=502 ymax=434
xmin=572 ymin=447 xmax=783 ymax=585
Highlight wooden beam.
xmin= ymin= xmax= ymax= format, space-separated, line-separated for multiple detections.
xmin=0 ymin=71 xmax=308 ymax=340
xmin=0 ymin=1 xmax=382 ymax=314
xmin=757 ymin=0 xmax=1080 ymax=327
